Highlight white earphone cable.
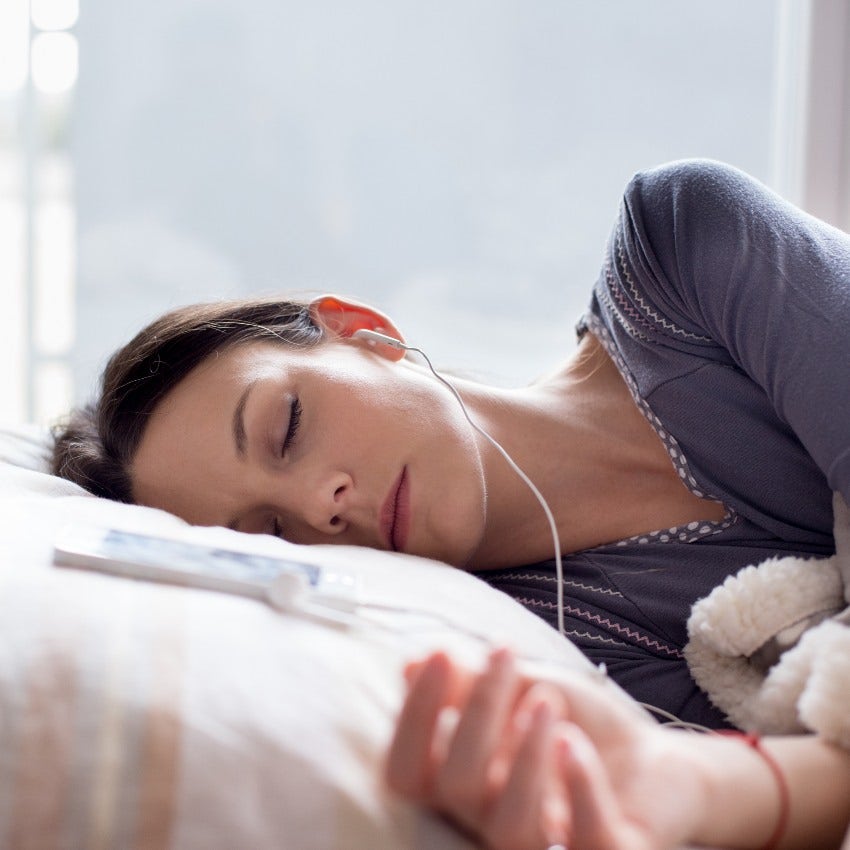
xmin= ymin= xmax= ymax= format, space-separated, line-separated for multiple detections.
xmin=353 ymin=330 xmax=702 ymax=731
xmin=383 ymin=335 xmax=566 ymax=638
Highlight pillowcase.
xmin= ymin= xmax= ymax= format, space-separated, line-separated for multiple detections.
xmin=0 ymin=424 xmax=621 ymax=849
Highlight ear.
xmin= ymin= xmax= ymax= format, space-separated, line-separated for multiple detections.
xmin=310 ymin=295 xmax=407 ymax=362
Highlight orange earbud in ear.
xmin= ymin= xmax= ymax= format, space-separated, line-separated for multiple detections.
xmin=352 ymin=329 xmax=408 ymax=351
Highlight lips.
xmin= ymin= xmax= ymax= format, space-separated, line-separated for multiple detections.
xmin=380 ymin=466 xmax=410 ymax=553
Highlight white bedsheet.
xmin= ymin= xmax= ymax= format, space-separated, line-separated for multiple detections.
xmin=0 ymin=424 xmax=614 ymax=849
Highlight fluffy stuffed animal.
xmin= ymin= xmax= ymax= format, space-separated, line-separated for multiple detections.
xmin=686 ymin=493 xmax=850 ymax=745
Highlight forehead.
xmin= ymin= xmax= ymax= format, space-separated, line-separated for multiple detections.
xmin=196 ymin=340 xmax=298 ymax=385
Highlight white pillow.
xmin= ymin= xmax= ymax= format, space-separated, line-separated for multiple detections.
xmin=0 ymin=424 xmax=623 ymax=849
xmin=0 ymin=421 xmax=54 ymax=472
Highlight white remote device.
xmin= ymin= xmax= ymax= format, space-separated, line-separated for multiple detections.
xmin=53 ymin=525 xmax=359 ymax=614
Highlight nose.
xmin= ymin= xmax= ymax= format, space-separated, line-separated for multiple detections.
xmin=298 ymin=469 xmax=353 ymax=536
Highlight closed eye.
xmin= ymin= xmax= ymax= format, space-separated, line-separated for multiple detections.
xmin=283 ymin=396 xmax=302 ymax=454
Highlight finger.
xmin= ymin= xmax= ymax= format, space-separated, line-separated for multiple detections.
xmin=405 ymin=655 xmax=479 ymax=701
xmin=434 ymin=648 xmax=520 ymax=813
xmin=403 ymin=659 xmax=427 ymax=686
xmin=386 ymin=651 xmax=457 ymax=798
xmin=483 ymin=697 xmax=564 ymax=850
xmin=548 ymin=671 xmax=651 ymax=738
xmin=493 ymin=680 xmax=566 ymax=778
xmin=559 ymin=725 xmax=628 ymax=850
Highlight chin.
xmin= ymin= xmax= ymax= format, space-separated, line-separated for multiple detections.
xmin=409 ymin=484 xmax=486 ymax=568
xmin=412 ymin=532 xmax=480 ymax=571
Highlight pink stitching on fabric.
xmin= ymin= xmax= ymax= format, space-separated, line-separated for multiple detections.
xmin=615 ymin=235 xmax=712 ymax=342
xmin=514 ymin=596 xmax=684 ymax=659
xmin=608 ymin=262 xmax=658 ymax=335
xmin=494 ymin=573 xmax=623 ymax=597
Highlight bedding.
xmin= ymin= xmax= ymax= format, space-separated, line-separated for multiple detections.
xmin=0 ymin=422 xmax=620 ymax=850
xmin=686 ymin=493 xmax=850 ymax=744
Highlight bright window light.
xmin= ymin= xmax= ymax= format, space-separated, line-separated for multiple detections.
xmin=31 ymin=31 xmax=78 ymax=94
xmin=31 ymin=0 xmax=79 ymax=31
xmin=0 ymin=0 xmax=30 ymax=94
xmin=34 ymin=361 xmax=73 ymax=426
xmin=35 ymin=199 xmax=75 ymax=355
xmin=0 ymin=199 xmax=27 ymax=423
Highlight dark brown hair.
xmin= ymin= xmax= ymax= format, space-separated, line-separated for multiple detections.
xmin=51 ymin=297 xmax=324 ymax=502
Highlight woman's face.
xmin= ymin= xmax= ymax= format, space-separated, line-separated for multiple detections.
xmin=131 ymin=337 xmax=489 ymax=567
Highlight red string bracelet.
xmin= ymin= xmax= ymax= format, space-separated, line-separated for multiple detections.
xmin=720 ymin=731 xmax=790 ymax=850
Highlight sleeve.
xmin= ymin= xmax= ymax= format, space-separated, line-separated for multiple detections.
xmin=618 ymin=159 xmax=850 ymax=505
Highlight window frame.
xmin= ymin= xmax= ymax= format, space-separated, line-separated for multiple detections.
xmin=772 ymin=0 xmax=850 ymax=230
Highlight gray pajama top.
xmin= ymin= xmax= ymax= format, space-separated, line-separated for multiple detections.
xmin=483 ymin=159 xmax=850 ymax=728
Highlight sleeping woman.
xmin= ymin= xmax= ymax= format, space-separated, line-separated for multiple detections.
xmin=52 ymin=159 xmax=850 ymax=729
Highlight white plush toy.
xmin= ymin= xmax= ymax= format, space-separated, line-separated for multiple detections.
xmin=686 ymin=493 xmax=850 ymax=745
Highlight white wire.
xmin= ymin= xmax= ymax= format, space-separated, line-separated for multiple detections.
xmin=637 ymin=701 xmax=716 ymax=734
xmin=398 ymin=340 xmax=709 ymax=734
xmin=403 ymin=343 xmax=567 ymax=638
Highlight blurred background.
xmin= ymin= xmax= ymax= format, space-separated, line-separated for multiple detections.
xmin=2 ymin=0 xmax=849 ymax=424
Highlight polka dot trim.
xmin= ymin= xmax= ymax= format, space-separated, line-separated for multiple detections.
xmin=580 ymin=312 xmax=737 ymax=548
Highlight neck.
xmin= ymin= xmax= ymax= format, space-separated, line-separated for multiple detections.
xmin=452 ymin=337 xmax=682 ymax=569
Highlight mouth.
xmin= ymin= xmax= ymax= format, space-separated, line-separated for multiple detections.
xmin=380 ymin=466 xmax=410 ymax=553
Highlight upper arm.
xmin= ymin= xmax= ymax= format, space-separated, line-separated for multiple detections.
xmin=617 ymin=159 xmax=850 ymax=503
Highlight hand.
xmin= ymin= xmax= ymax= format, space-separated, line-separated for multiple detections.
xmin=385 ymin=648 xmax=707 ymax=850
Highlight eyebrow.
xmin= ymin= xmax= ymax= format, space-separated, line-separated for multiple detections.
xmin=232 ymin=380 xmax=257 ymax=460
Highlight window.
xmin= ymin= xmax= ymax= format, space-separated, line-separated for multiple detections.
xmin=1 ymin=0 xmax=77 ymax=424
xmin=6 ymin=1 xmax=846 ymax=422
xmin=772 ymin=0 xmax=850 ymax=229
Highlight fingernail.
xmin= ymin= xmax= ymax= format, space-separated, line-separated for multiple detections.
xmin=488 ymin=646 xmax=513 ymax=673
xmin=533 ymin=698 xmax=553 ymax=727
xmin=514 ymin=707 xmax=532 ymax=733
xmin=556 ymin=733 xmax=571 ymax=762
xmin=516 ymin=697 xmax=552 ymax=735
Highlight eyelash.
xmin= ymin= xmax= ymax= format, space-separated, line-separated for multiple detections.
xmin=268 ymin=397 xmax=302 ymax=539
xmin=282 ymin=396 xmax=302 ymax=455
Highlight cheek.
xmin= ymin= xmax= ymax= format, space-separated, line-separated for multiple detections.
xmin=345 ymin=376 xmax=434 ymax=438
xmin=420 ymin=486 xmax=487 ymax=567
xmin=417 ymin=438 xmax=488 ymax=567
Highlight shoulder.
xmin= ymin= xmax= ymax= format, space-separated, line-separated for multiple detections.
xmin=621 ymin=160 xmax=772 ymax=248
xmin=614 ymin=159 xmax=782 ymax=303
xmin=625 ymin=158 xmax=757 ymax=206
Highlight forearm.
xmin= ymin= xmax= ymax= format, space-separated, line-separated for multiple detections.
xmin=683 ymin=733 xmax=850 ymax=849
